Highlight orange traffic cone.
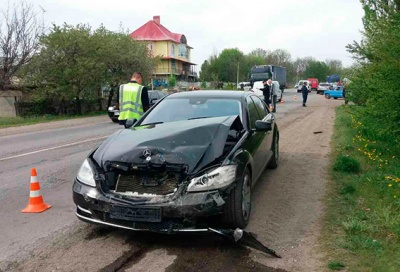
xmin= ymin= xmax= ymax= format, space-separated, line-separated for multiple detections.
xmin=280 ymin=99 xmax=284 ymax=104
xmin=294 ymin=95 xmax=297 ymax=101
xmin=270 ymin=105 xmax=273 ymax=111
xmin=21 ymin=168 xmax=51 ymax=213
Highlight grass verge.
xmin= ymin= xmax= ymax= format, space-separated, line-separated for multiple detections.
xmin=323 ymin=105 xmax=400 ymax=271
xmin=0 ymin=111 xmax=106 ymax=129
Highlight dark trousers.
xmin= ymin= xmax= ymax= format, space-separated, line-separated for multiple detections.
xmin=302 ymin=93 xmax=308 ymax=105
xmin=264 ymin=96 xmax=270 ymax=108
xmin=119 ymin=119 xmax=126 ymax=126
xmin=272 ymin=95 xmax=277 ymax=112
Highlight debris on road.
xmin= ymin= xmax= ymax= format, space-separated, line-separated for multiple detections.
xmin=208 ymin=228 xmax=281 ymax=258
xmin=313 ymin=131 xmax=323 ymax=134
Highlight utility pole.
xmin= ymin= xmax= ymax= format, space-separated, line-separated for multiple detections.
xmin=236 ymin=62 xmax=240 ymax=88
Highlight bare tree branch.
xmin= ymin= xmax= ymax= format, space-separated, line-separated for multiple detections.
xmin=0 ymin=0 xmax=44 ymax=90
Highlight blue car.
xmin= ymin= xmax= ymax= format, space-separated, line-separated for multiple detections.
xmin=324 ymin=86 xmax=344 ymax=99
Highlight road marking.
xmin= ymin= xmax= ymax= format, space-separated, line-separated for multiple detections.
xmin=0 ymin=136 xmax=108 ymax=161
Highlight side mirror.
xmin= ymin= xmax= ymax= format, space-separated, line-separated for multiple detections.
xmin=255 ymin=120 xmax=272 ymax=131
xmin=124 ymin=118 xmax=137 ymax=128
xmin=150 ymin=98 xmax=158 ymax=105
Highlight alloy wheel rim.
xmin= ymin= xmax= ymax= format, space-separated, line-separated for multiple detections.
xmin=242 ymin=174 xmax=251 ymax=220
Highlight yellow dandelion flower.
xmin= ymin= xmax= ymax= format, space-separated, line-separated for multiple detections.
xmin=394 ymin=196 xmax=397 ymax=198
xmin=389 ymin=184 xmax=392 ymax=187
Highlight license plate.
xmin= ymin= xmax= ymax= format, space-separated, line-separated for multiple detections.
xmin=109 ymin=205 xmax=162 ymax=222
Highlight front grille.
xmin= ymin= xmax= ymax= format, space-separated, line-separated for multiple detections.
xmin=115 ymin=172 xmax=179 ymax=195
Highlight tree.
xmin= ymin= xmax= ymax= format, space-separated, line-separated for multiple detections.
xmin=168 ymin=74 xmax=176 ymax=88
xmin=248 ymin=48 xmax=270 ymax=59
xmin=325 ymin=59 xmax=343 ymax=76
xmin=346 ymin=0 xmax=400 ymax=135
xmin=217 ymin=48 xmax=245 ymax=82
xmin=93 ymin=26 xmax=157 ymax=107
xmin=304 ymin=60 xmax=330 ymax=81
xmin=266 ymin=49 xmax=292 ymax=67
xmin=22 ymin=23 xmax=157 ymax=114
xmin=0 ymin=1 xmax=44 ymax=90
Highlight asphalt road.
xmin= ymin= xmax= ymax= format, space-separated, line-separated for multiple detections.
xmin=0 ymin=89 xmax=339 ymax=271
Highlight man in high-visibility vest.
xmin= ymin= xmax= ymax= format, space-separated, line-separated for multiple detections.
xmin=118 ymin=72 xmax=150 ymax=126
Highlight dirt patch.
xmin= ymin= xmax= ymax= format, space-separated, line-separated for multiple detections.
xmin=246 ymin=97 xmax=342 ymax=271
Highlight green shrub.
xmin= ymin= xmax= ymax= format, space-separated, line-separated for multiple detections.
xmin=328 ymin=261 xmax=346 ymax=271
xmin=333 ymin=155 xmax=361 ymax=173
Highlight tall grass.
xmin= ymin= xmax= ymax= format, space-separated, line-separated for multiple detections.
xmin=323 ymin=105 xmax=400 ymax=271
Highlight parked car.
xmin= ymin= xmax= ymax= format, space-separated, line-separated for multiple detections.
xmin=73 ymin=91 xmax=279 ymax=232
xmin=252 ymin=81 xmax=282 ymax=102
xmin=317 ymin=83 xmax=331 ymax=95
xmin=108 ymin=90 xmax=167 ymax=123
xmin=324 ymin=86 xmax=343 ymax=99
xmin=296 ymin=80 xmax=311 ymax=93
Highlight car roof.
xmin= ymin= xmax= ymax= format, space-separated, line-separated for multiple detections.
xmin=166 ymin=90 xmax=248 ymax=99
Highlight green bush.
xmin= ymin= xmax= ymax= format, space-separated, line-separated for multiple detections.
xmin=328 ymin=261 xmax=346 ymax=271
xmin=333 ymin=155 xmax=361 ymax=173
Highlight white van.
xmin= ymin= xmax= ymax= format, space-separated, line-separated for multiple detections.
xmin=296 ymin=80 xmax=310 ymax=93
xmin=251 ymin=81 xmax=282 ymax=102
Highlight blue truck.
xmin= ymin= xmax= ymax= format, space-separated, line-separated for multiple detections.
xmin=249 ymin=65 xmax=287 ymax=91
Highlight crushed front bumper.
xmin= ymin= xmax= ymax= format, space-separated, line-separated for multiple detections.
xmin=73 ymin=180 xmax=227 ymax=233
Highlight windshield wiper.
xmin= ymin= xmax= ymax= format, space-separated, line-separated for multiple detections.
xmin=140 ymin=121 xmax=164 ymax=126
xmin=188 ymin=116 xmax=212 ymax=120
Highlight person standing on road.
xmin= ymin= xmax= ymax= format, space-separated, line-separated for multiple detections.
xmin=259 ymin=80 xmax=271 ymax=108
xmin=118 ymin=72 xmax=150 ymax=126
xmin=301 ymin=81 xmax=309 ymax=107
xmin=269 ymin=79 xmax=277 ymax=113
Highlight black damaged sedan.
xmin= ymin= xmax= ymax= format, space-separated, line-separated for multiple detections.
xmin=73 ymin=91 xmax=279 ymax=232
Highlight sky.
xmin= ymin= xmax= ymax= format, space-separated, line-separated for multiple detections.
xmin=9 ymin=0 xmax=365 ymax=71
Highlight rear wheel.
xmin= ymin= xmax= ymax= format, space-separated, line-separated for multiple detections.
xmin=111 ymin=117 xmax=119 ymax=123
xmin=222 ymin=168 xmax=251 ymax=228
xmin=325 ymin=94 xmax=331 ymax=99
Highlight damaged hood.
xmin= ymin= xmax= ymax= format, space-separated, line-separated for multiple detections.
xmin=92 ymin=115 xmax=241 ymax=174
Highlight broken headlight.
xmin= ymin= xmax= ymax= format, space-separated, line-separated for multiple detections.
xmin=187 ymin=165 xmax=237 ymax=192
xmin=77 ymin=159 xmax=96 ymax=187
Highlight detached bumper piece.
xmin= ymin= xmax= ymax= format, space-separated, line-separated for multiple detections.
xmin=208 ymin=228 xmax=281 ymax=258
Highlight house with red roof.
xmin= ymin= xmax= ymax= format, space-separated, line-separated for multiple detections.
xmin=130 ymin=16 xmax=197 ymax=86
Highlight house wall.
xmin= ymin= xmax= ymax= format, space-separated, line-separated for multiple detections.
xmin=0 ymin=91 xmax=22 ymax=117
xmin=154 ymin=41 xmax=168 ymax=57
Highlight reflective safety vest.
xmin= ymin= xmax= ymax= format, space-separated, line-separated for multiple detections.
xmin=118 ymin=82 xmax=144 ymax=121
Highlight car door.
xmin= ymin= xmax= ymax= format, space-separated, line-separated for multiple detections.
xmin=244 ymin=96 xmax=269 ymax=179
xmin=251 ymin=96 xmax=275 ymax=169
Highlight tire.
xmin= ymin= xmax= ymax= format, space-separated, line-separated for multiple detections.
xmin=111 ymin=117 xmax=119 ymax=123
xmin=325 ymin=94 xmax=331 ymax=99
xmin=267 ymin=130 xmax=279 ymax=169
xmin=222 ymin=168 xmax=251 ymax=228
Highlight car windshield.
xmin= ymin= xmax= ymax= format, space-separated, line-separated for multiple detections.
xmin=320 ymin=83 xmax=330 ymax=86
xmin=139 ymin=97 xmax=242 ymax=125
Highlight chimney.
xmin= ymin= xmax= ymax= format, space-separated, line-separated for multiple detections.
xmin=153 ymin=16 xmax=160 ymax=25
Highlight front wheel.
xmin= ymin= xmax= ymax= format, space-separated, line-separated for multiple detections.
xmin=222 ymin=168 xmax=251 ymax=228
xmin=325 ymin=94 xmax=331 ymax=99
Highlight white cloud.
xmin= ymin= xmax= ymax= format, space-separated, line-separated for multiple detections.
xmin=22 ymin=0 xmax=364 ymax=69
